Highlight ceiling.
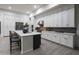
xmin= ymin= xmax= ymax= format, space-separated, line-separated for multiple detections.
xmin=0 ymin=4 xmax=47 ymax=14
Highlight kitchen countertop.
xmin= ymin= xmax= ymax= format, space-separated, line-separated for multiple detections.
xmin=15 ymin=30 xmax=41 ymax=37
xmin=42 ymin=31 xmax=75 ymax=36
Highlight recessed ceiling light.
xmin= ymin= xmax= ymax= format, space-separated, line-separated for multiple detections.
xmin=8 ymin=6 xmax=12 ymax=9
xmin=34 ymin=5 xmax=37 ymax=8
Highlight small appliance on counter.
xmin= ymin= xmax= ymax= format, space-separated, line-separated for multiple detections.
xmin=35 ymin=20 xmax=44 ymax=32
xmin=23 ymin=23 xmax=29 ymax=33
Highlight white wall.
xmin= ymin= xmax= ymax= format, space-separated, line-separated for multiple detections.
xmin=0 ymin=10 xmax=30 ymax=36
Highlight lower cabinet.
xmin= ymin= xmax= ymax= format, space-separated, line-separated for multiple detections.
xmin=60 ymin=34 xmax=73 ymax=48
xmin=33 ymin=34 xmax=41 ymax=50
xmin=42 ymin=31 xmax=74 ymax=48
xmin=60 ymin=35 xmax=67 ymax=46
xmin=54 ymin=34 xmax=60 ymax=43
xmin=66 ymin=36 xmax=73 ymax=48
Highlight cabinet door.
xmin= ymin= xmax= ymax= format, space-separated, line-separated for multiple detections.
xmin=50 ymin=34 xmax=56 ymax=42
xmin=33 ymin=35 xmax=41 ymax=50
xmin=52 ymin=14 xmax=56 ymax=27
xmin=44 ymin=16 xmax=47 ymax=27
xmin=53 ymin=34 xmax=60 ymax=43
xmin=60 ymin=34 xmax=73 ymax=48
xmin=46 ymin=32 xmax=51 ymax=40
xmin=48 ymin=32 xmax=55 ymax=42
xmin=49 ymin=15 xmax=53 ymax=27
xmin=46 ymin=32 xmax=50 ymax=40
xmin=60 ymin=34 xmax=67 ymax=45
xmin=57 ymin=12 xmax=62 ymax=27
xmin=50 ymin=15 xmax=55 ymax=27
xmin=54 ymin=14 xmax=58 ymax=27
xmin=66 ymin=36 xmax=73 ymax=48
xmin=44 ymin=17 xmax=48 ymax=27
xmin=43 ymin=33 xmax=48 ymax=39
xmin=61 ymin=10 xmax=68 ymax=27
xmin=67 ymin=8 xmax=75 ymax=27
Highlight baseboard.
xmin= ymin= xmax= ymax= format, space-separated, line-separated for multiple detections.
xmin=73 ymin=47 xmax=79 ymax=50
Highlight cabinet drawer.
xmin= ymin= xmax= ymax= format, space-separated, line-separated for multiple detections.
xmin=66 ymin=36 xmax=73 ymax=48
xmin=52 ymin=34 xmax=60 ymax=43
xmin=51 ymin=35 xmax=56 ymax=42
xmin=60 ymin=36 xmax=67 ymax=45
xmin=60 ymin=34 xmax=73 ymax=48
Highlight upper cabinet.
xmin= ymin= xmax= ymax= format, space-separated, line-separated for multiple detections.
xmin=35 ymin=5 xmax=75 ymax=28
xmin=61 ymin=7 xmax=75 ymax=27
xmin=67 ymin=8 xmax=75 ymax=27
xmin=44 ymin=16 xmax=49 ymax=27
xmin=56 ymin=12 xmax=62 ymax=27
xmin=61 ymin=10 xmax=68 ymax=27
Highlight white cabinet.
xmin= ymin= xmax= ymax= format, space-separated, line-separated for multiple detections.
xmin=60 ymin=37 xmax=67 ymax=45
xmin=52 ymin=14 xmax=58 ymax=27
xmin=61 ymin=10 xmax=68 ymax=27
xmin=35 ymin=5 xmax=74 ymax=27
xmin=43 ymin=8 xmax=74 ymax=27
xmin=57 ymin=12 xmax=62 ymax=27
xmin=67 ymin=8 xmax=75 ymax=27
xmin=49 ymin=15 xmax=55 ymax=27
xmin=48 ymin=32 xmax=56 ymax=42
xmin=41 ymin=31 xmax=74 ymax=48
xmin=61 ymin=8 xmax=74 ymax=27
xmin=60 ymin=34 xmax=68 ymax=45
xmin=53 ymin=33 xmax=60 ymax=43
xmin=43 ymin=13 xmax=59 ymax=27
xmin=60 ymin=34 xmax=74 ymax=48
xmin=44 ymin=17 xmax=49 ymax=27
xmin=66 ymin=35 xmax=73 ymax=48
xmin=43 ymin=9 xmax=74 ymax=27
xmin=54 ymin=14 xmax=57 ymax=27
xmin=48 ymin=15 xmax=54 ymax=27
xmin=51 ymin=33 xmax=57 ymax=42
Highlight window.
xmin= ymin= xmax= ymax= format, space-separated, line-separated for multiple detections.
xmin=15 ymin=22 xmax=24 ymax=30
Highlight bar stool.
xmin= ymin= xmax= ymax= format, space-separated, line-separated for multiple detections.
xmin=9 ymin=31 xmax=21 ymax=54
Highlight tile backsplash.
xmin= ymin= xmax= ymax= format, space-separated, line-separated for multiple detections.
xmin=43 ymin=27 xmax=76 ymax=33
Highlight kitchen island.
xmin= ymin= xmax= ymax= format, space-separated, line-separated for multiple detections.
xmin=15 ymin=31 xmax=41 ymax=54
